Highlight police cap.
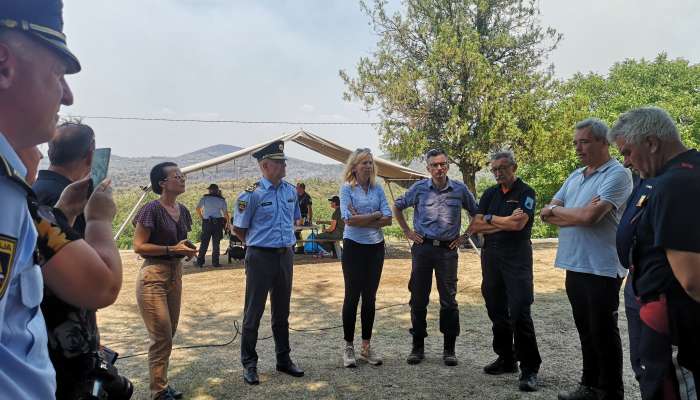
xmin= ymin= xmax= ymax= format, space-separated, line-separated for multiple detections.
xmin=0 ymin=0 xmax=81 ymax=73
xmin=252 ymin=140 xmax=287 ymax=161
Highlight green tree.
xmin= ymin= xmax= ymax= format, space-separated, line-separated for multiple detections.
xmin=340 ymin=0 xmax=561 ymax=192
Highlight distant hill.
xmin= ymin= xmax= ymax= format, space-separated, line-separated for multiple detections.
xmin=40 ymin=144 xmax=345 ymax=188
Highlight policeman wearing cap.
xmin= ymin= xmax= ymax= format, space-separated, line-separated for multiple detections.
xmin=393 ymin=149 xmax=477 ymax=367
xmin=195 ymin=183 xmax=230 ymax=267
xmin=0 ymin=0 xmax=79 ymax=398
xmin=468 ymin=149 xmax=541 ymax=393
xmin=232 ymin=140 xmax=305 ymax=385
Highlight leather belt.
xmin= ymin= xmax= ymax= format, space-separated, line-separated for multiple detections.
xmin=420 ymin=237 xmax=455 ymax=249
xmin=249 ymin=246 xmax=289 ymax=254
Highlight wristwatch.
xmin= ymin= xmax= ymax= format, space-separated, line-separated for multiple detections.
xmin=484 ymin=214 xmax=493 ymax=224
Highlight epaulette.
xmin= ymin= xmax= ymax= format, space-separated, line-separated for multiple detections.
xmin=0 ymin=153 xmax=33 ymax=196
xmin=245 ymin=182 xmax=259 ymax=193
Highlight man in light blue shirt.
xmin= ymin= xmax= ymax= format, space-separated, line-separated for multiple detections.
xmin=541 ymin=118 xmax=633 ymax=400
xmin=232 ymin=141 xmax=304 ymax=385
xmin=0 ymin=1 xmax=81 ymax=398
xmin=195 ymin=183 xmax=230 ymax=267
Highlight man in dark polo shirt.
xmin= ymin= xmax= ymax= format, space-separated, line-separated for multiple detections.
xmin=610 ymin=107 xmax=699 ymax=400
xmin=294 ymin=182 xmax=313 ymax=253
xmin=467 ymin=149 xmax=541 ymax=392
xmin=32 ymin=122 xmax=104 ymax=399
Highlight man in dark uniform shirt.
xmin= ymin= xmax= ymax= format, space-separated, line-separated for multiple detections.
xmin=294 ymin=182 xmax=313 ymax=253
xmin=467 ymin=149 xmax=542 ymax=392
xmin=611 ymin=107 xmax=699 ymax=400
xmin=32 ymin=122 xmax=105 ymax=399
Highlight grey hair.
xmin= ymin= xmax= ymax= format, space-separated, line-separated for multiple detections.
xmin=608 ymin=107 xmax=680 ymax=144
xmin=575 ymin=118 xmax=609 ymax=143
xmin=489 ymin=149 xmax=516 ymax=165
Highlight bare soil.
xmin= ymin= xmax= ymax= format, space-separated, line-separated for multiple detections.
xmin=99 ymin=242 xmax=641 ymax=399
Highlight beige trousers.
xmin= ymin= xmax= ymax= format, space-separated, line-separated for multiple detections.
xmin=135 ymin=258 xmax=182 ymax=399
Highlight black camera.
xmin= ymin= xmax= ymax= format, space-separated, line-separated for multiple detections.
xmin=74 ymin=347 xmax=133 ymax=400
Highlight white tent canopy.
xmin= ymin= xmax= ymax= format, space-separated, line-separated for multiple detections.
xmin=115 ymin=130 xmax=429 ymax=239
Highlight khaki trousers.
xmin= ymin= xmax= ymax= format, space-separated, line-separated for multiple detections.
xmin=135 ymin=258 xmax=182 ymax=399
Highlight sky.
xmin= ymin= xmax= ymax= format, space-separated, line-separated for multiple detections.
xmin=59 ymin=0 xmax=700 ymax=163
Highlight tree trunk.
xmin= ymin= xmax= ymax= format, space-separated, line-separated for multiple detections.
xmin=459 ymin=165 xmax=478 ymax=195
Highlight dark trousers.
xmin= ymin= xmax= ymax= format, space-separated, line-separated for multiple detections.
xmin=565 ymin=270 xmax=624 ymax=399
xmin=409 ymin=243 xmax=459 ymax=338
xmin=197 ymin=218 xmax=224 ymax=265
xmin=624 ymin=275 xmax=643 ymax=382
xmin=481 ymin=243 xmax=541 ymax=372
xmin=341 ymin=239 xmax=384 ymax=342
xmin=240 ymin=247 xmax=293 ymax=369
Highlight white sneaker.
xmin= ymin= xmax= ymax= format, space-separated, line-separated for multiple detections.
xmin=343 ymin=344 xmax=357 ymax=368
xmin=359 ymin=344 xmax=383 ymax=366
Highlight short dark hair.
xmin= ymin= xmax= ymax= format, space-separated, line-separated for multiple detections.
xmin=150 ymin=162 xmax=178 ymax=195
xmin=297 ymin=182 xmax=306 ymax=189
xmin=48 ymin=122 xmax=95 ymax=165
xmin=425 ymin=148 xmax=447 ymax=162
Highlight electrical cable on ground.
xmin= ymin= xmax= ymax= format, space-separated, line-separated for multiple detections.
xmin=114 ymin=281 xmax=482 ymax=360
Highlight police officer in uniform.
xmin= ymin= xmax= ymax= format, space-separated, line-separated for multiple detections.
xmin=0 ymin=1 xmax=80 ymax=397
xmin=232 ymin=141 xmax=305 ymax=385
xmin=195 ymin=183 xmax=229 ymax=267
xmin=467 ymin=149 xmax=542 ymax=392
xmin=393 ymin=149 xmax=477 ymax=366
xmin=611 ymin=107 xmax=699 ymax=400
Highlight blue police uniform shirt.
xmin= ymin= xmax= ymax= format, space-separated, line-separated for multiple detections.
xmin=0 ymin=132 xmax=57 ymax=399
xmin=233 ymin=177 xmax=301 ymax=248
xmin=340 ymin=182 xmax=393 ymax=244
xmin=197 ymin=194 xmax=228 ymax=219
xmin=394 ymin=178 xmax=477 ymax=241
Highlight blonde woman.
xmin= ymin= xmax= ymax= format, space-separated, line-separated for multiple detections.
xmin=339 ymin=148 xmax=392 ymax=367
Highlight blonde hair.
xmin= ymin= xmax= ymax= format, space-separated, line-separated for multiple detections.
xmin=342 ymin=148 xmax=376 ymax=187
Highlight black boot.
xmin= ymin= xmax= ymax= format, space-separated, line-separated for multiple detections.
xmin=443 ymin=335 xmax=458 ymax=366
xmin=406 ymin=336 xmax=425 ymax=365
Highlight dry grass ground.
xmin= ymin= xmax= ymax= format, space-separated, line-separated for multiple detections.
xmin=99 ymin=242 xmax=641 ymax=399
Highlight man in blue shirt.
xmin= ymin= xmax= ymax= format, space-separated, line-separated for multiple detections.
xmin=233 ymin=140 xmax=304 ymax=385
xmin=393 ymin=149 xmax=477 ymax=367
xmin=195 ymin=183 xmax=229 ymax=267
xmin=541 ymin=118 xmax=633 ymax=400
xmin=0 ymin=1 xmax=80 ymax=398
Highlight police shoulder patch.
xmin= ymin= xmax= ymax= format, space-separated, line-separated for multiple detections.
xmin=245 ymin=182 xmax=259 ymax=193
xmin=0 ymin=234 xmax=18 ymax=300
xmin=238 ymin=200 xmax=248 ymax=212
xmin=524 ymin=196 xmax=535 ymax=211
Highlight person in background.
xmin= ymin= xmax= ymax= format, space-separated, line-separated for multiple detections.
xmin=294 ymin=182 xmax=313 ymax=254
xmin=314 ymin=195 xmax=344 ymax=255
xmin=541 ymin=118 xmax=633 ymax=400
xmin=232 ymin=141 xmax=305 ymax=385
xmin=133 ymin=162 xmax=195 ymax=400
xmin=339 ymin=148 xmax=392 ymax=368
xmin=195 ymin=183 xmax=229 ymax=267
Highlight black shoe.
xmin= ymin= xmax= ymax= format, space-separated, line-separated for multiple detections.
xmin=212 ymin=263 xmax=221 ymax=268
xmin=443 ymin=351 xmax=458 ymax=366
xmin=243 ymin=367 xmax=259 ymax=385
xmin=276 ymin=362 xmax=304 ymax=377
xmin=165 ymin=386 xmax=184 ymax=399
xmin=406 ymin=347 xmax=425 ymax=365
xmin=557 ymin=385 xmax=601 ymax=400
xmin=195 ymin=260 xmax=204 ymax=268
xmin=154 ymin=390 xmax=176 ymax=400
xmin=483 ymin=357 xmax=518 ymax=375
xmin=518 ymin=372 xmax=538 ymax=392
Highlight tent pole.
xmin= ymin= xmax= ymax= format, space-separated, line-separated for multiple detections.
xmin=114 ymin=189 xmax=150 ymax=241
xmin=385 ymin=180 xmax=413 ymax=250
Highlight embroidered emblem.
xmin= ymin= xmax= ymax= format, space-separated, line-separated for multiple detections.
xmin=0 ymin=234 xmax=17 ymax=300
xmin=524 ymin=196 xmax=535 ymax=210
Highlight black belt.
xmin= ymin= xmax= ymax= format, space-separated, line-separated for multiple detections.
xmin=249 ymin=246 xmax=289 ymax=254
xmin=420 ymin=237 xmax=456 ymax=249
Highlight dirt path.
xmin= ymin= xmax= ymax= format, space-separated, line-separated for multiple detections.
xmin=99 ymin=243 xmax=641 ymax=399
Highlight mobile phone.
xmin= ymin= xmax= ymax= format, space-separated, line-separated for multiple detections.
xmin=184 ymin=240 xmax=197 ymax=249
xmin=90 ymin=148 xmax=111 ymax=187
